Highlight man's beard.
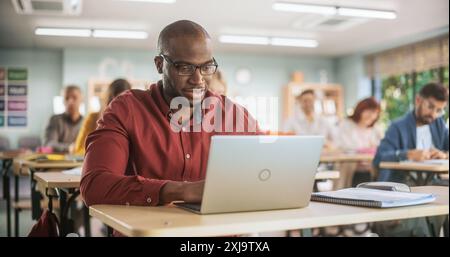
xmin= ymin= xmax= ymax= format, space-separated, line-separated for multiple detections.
xmin=416 ymin=106 xmax=433 ymax=125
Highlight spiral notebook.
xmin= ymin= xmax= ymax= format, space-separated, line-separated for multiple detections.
xmin=311 ymin=188 xmax=436 ymax=208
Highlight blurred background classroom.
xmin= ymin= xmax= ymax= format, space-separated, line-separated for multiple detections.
xmin=0 ymin=0 xmax=448 ymax=237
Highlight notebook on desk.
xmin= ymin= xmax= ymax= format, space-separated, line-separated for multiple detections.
xmin=311 ymin=188 xmax=436 ymax=208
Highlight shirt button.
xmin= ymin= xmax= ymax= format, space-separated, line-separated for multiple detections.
xmin=186 ymin=154 xmax=191 ymax=159
xmin=182 ymin=127 xmax=186 ymax=132
xmin=146 ymin=197 xmax=152 ymax=204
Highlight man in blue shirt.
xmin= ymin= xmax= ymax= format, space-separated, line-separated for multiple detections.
xmin=372 ymin=82 xmax=448 ymax=237
xmin=374 ymin=82 xmax=449 ymax=182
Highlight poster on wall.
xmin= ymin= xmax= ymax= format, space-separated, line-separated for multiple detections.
xmin=0 ymin=67 xmax=28 ymax=129
xmin=0 ymin=68 xmax=5 ymax=128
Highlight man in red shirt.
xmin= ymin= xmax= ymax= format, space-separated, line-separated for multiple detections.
xmin=80 ymin=20 xmax=261 ymax=208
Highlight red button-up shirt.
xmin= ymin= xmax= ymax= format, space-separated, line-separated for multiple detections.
xmin=80 ymin=82 xmax=261 ymax=207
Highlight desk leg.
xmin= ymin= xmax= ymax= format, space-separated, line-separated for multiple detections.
xmin=82 ymin=204 xmax=91 ymax=237
xmin=14 ymin=174 xmax=19 ymax=237
xmin=300 ymin=228 xmax=313 ymax=237
xmin=30 ymin=169 xmax=43 ymax=220
xmin=411 ymin=171 xmax=436 ymax=186
xmin=2 ymin=159 xmax=12 ymax=237
xmin=444 ymin=216 xmax=449 ymax=237
xmin=58 ymin=189 xmax=79 ymax=236
xmin=107 ymin=226 xmax=113 ymax=237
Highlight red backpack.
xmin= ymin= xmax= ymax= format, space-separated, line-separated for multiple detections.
xmin=28 ymin=210 xmax=60 ymax=237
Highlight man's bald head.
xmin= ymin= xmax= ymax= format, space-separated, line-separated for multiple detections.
xmin=157 ymin=20 xmax=211 ymax=55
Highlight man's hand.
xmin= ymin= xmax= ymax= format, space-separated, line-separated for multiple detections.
xmin=159 ymin=180 xmax=204 ymax=205
xmin=430 ymin=149 xmax=448 ymax=159
xmin=182 ymin=181 xmax=204 ymax=203
xmin=407 ymin=149 xmax=431 ymax=162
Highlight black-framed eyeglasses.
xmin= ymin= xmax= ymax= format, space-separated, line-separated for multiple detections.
xmin=159 ymin=54 xmax=218 ymax=76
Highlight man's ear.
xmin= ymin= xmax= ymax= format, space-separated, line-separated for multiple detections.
xmin=154 ymin=56 xmax=163 ymax=74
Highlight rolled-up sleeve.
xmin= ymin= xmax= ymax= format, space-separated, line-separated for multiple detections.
xmin=80 ymin=95 xmax=169 ymax=207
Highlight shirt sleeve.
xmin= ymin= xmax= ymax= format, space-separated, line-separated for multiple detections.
xmin=373 ymin=123 xmax=407 ymax=168
xmin=80 ymin=96 xmax=169 ymax=207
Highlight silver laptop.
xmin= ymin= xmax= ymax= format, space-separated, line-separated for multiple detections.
xmin=174 ymin=135 xmax=324 ymax=214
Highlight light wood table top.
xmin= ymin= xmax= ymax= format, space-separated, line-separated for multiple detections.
xmin=89 ymin=186 xmax=448 ymax=237
xmin=315 ymin=171 xmax=340 ymax=180
xmin=320 ymin=153 xmax=374 ymax=163
xmin=0 ymin=150 xmax=33 ymax=160
xmin=30 ymin=171 xmax=338 ymax=190
xmin=34 ymin=172 xmax=81 ymax=189
xmin=380 ymin=161 xmax=449 ymax=173
xmin=13 ymin=159 xmax=83 ymax=176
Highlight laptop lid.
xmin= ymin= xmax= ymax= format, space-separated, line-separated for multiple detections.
xmin=199 ymin=135 xmax=324 ymax=214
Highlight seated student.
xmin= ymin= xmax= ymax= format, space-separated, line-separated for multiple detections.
xmin=80 ymin=20 xmax=261 ymax=215
xmin=334 ymin=97 xmax=383 ymax=189
xmin=283 ymin=90 xmax=336 ymax=149
xmin=372 ymin=83 xmax=448 ymax=237
xmin=71 ymin=79 xmax=131 ymax=155
xmin=44 ymin=85 xmax=83 ymax=153
xmin=208 ymin=69 xmax=227 ymax=96
xmin=374 ymin=82 xmax=449 ymax=182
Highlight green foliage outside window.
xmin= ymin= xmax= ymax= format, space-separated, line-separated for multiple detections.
xmin=380 ymin=67 xmax=449 ymax=127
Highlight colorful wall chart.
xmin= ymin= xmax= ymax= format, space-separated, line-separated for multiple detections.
xmin=0 ymin=67 xmax=28 ymax=128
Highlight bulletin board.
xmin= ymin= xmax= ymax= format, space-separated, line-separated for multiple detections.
xmin=0 ymin=67 xmax=28 ymax=129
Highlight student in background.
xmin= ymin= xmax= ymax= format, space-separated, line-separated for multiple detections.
xmin=284 ymin=90 xmax=336 ymax=149
xmin=71 ymin=78 xmax=131 ymax=155
xmin=372 ymin=83 xmax=448 ymax=237
xmin=374 ymin=83 xmax=449 ymax=182
xmin=208 ymin=69 xmax=227 ymax=96
xmin=44 ymin=85 xmax=83 ymax=153
xmin=334 ymin=97 xmax=383 ymax=189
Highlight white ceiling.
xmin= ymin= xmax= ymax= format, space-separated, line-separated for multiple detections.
xmin=0 ymin=0 xmax=448 ymax=57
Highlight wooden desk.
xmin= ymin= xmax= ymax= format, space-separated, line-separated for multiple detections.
xmin=34 ymin=171 xmax=89 ymax=237
xmin=380 ymin=161 xmax=449 ymax=185
xmin=13 ymin=159 xmax=82 ymax=176
xmin=320 ymin=153 xmax=373 ymax=163
xmin=315 ymin=171 xmax=340 ymax=180
xmin=380 ymin=161 xmax=449 ymax=172
xmin=89 ymin=186 xmax=448 ymax=237
xmin=34 ymin=172 xmax=81 ymax=189
xmin=11 ymin=157 xmax=83 ymax=226
xmin=1 ymin=151 xmax=30 ymax=237
xmin=31 ymin=171 xmax=336 ymax=188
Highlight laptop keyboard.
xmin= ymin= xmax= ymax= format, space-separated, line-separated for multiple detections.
xmin=174 ymin=202 xmax=201 ymax=212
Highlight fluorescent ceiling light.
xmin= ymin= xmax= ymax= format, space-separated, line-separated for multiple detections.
xmin=115 ymin=0 xmax=176 ymax=3
xmin=273 ymin=2 xmax=397 ymax=20
xmin=220 ymin=35 xmax=318 ymax=48
xmin=92 ymin=30 xmax=148 ymax=39
xmin=338 ymin=8 xmax=397 ymax=19
xmin=219 ymin=35 xmax=270 ymax=45
xmin=35 ymin=28 xmax=91 ymax=37
xmin=271 ymin=37 xmax=318 ymax=48
xmin=273 ymin=2 xmax=336 ymax=15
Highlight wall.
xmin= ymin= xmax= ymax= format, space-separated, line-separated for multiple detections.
xmin=0 ymin=48 xmax=62 ymax=149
